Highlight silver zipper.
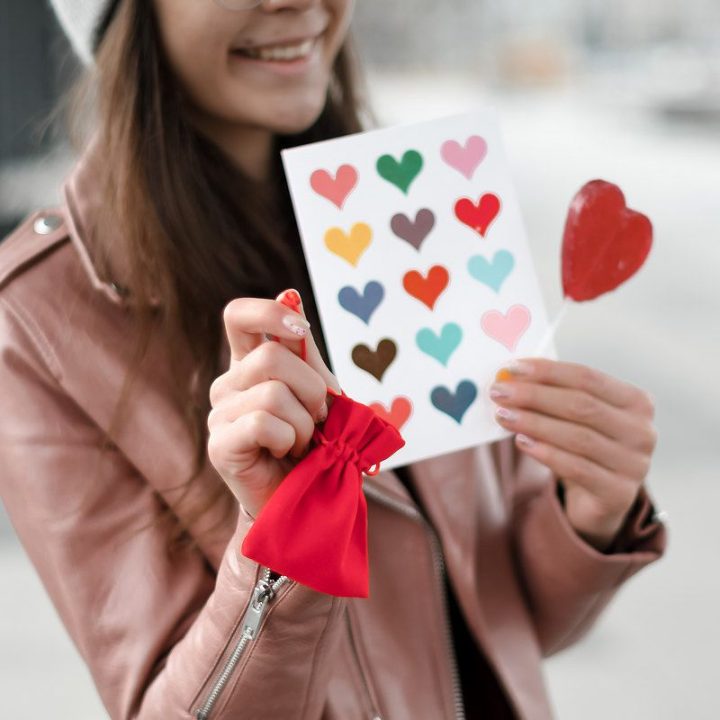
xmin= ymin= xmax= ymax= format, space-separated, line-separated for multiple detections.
xmin=345 ymin=605 xmax=384 ymax=720
xmin=363 ymin=481 xmax=466 ymax=720
xmin=194 ymin=566 xmax=290 ymax=720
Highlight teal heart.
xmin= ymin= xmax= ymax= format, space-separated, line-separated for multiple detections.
xmin=467 ymin=250 xmax=515 ymax=292
xmin=376 ymin=150 xmax=423 ymax=194
xmin=416 ymin=322 xmax=462 ymax=366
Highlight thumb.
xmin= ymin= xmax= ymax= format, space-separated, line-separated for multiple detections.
xmin=274 ymin=288 xmax=342 ymax=397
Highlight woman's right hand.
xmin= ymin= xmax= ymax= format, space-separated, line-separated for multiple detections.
xmin=207 ymin=290 xmax=341 ymax=519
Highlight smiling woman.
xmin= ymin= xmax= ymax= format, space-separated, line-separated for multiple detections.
xmin=0 ymin=0 xmax=668 ymax=718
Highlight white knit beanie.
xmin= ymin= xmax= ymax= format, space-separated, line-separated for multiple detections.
xmin=48 ymin=0 xmax=121 ymax=66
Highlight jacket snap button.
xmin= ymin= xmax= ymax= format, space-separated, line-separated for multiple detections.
xmin=33 ymin=214 xmax=62 ymax=235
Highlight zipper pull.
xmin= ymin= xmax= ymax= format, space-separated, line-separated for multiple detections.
xmin=242 ymin=579 xmax=276 ymax=639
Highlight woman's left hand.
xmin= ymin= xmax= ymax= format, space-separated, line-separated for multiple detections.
xmin=489 ymin=358 xmax=658 ymax=552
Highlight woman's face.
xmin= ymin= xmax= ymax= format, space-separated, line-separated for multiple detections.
xmin=153 ymin=0 xmax=355 ymax=139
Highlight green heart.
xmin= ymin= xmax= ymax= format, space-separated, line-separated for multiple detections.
xmin=376 ymin=150 xmax=423 ymax=194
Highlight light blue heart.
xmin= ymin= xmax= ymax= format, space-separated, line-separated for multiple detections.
xmin=467 ymin=250 xmax=515 ymax=292
xmin=416 ymin=322 xmax=462 ymax=366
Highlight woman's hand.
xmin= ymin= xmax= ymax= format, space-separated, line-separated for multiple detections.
xmin=489 ymin=358 xmax=658 ymax=552
xmin=207 ymin=290 xmax=341 ymax=519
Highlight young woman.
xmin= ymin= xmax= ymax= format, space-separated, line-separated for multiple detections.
xmin=0 ymin=0 xmax=667 ymax=718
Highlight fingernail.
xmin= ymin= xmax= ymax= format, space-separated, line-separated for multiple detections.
xmin=317 ymin=402 xmax=328 ymax=423
xmin=507 ymin=360 xmax=532 ymax=376
xmin=496 ymin=406 xmax=518 ymax=422
xmin=489 ymin=382 xmax=511 ymax=399
xmin=517 ymin=433 xmax=535 ymax=447
xmin=282 ymin=314 xmax=310 ymax=336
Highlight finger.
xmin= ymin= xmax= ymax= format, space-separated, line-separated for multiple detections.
xmin=222 ymin=296 xmax=312 ymax=365
xmin=501 ymin=358 xmax=654 ymax=414
xmin=493 ymin=405 xmax=652 ymax=479
xmin=271 ymin=288 xmax=342 ymax=395
xmin=489 ymin=381 xmax=657 ymax=452
xmin=510 ymin=435 xmax=641 ymax=519
xmin=208 ymin=409 xmax=296 ymax=469
xmin=209 ymin=379 xmax=317 ymax=458
xmin=210 ymin=340 xmax=328 ymax=422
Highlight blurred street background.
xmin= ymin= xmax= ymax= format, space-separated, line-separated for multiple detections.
xmin=1 ymin=0 xmax=719 ymax=717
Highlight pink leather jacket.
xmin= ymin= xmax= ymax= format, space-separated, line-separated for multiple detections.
xmin=0 ymin=141 xmax=667 ymax=720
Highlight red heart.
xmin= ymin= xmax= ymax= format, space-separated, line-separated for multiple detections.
xmin=402 ymin=265 xmax=449 ymax=310
xmin=562 ymin=180 xmax=653 ymax=301
xmin=454 ymin=193 xmax=501 ymax=237
xmin=370 ymin=396 xmax=412 ymax=432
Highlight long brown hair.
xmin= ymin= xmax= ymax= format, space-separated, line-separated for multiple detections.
xmin=57 ymin=0 xmax=378 ymax=556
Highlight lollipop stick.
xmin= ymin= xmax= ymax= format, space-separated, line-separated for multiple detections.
xmin=531 ymin=297 xmax=570 ymax=357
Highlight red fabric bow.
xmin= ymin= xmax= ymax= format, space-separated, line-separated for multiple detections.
xmin=240 ymin=389 xmax=406 ymax=598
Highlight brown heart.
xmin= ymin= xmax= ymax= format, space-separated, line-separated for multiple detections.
xmin=351 ymin=338 xmax=397 ymax=381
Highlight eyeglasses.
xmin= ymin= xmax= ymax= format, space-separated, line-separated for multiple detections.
xmin=213 ymin=0 xmax=264 ymax=9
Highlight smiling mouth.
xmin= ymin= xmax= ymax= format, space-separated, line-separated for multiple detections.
xmin=231 ymin=34 xmax=321 ymax=63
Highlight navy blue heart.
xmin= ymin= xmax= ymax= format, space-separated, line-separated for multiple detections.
xmin=338 ymin=281 xmax=384 ymax=324
xmin=430 ymin=380 xmax=478 ymax=424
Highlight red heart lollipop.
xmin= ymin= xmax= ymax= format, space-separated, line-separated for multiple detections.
xmin=562 ymin=180 xmax=653 ymax=301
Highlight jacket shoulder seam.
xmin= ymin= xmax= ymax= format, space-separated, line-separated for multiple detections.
xmin=0 ymin=294 xmax=62 ymax=380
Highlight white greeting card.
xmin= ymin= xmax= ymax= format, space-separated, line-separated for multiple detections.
xmin=280 ymin=107 xmax=558 ymax=469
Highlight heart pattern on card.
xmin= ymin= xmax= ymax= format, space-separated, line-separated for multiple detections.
xmin=324 ymin=222 xmax=372 ymax=266
xmin=351 ymin=338 xmax=397 ymax=381
xmin=310 ymin=164 xmax=358 ymax=209
xmin=390 ymin=209 xmax=435 ymax=250
xmin=467 ymin=250 xmax=515 ymax=292
xmin=455 ymin=193 xmax=501 ymax=238
xmin=402 ymin=265 xmax=449 ymax=310
xmin=480 ymin=304 xmax=531 ymax=351
xmin=369 ymin=396 xmax=413 ymax=431
xmin=338 ymin=281 xmax=384 ymax=324
xmin=416 ymin=322 xmax=462 ymax=366
xmin=440 ymin=135 xmax=488 ymax=180
xmin=430 ymin=380 xmax=478 ymax=424
xmin=376 ymin=150 xmax=423 ymax=194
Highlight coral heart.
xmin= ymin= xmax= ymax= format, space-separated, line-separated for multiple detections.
xmin=480 ymin=304 xmax=531 ymax=352
xmin=338 ymin=281 xmax=384 ymax=324
xmin=562 ymin=180 xmax=653 ymax=301
xmin=324 ymin=223 xmax=372 ymax=266
xmin=351 ymin=338 xmax=397 ymax=381
xmin=376 ymin=150 xmax=423 ymax=194
xmin=416 ymin=322 xmax=462 ymax=366
xmin=430 ymin=380 xmax=478 ymax=424
xmin=310 ymin=164 xmax=358 ymax=209
xmin=369 ymin=396 xmax=412 ymax=432
xmin=390 ymin=209 xmax=435 ymax=250
xmin=402 ymin=265 xmax=450 ymax=310
xmin=454 ymin=193 xmax=501 ymax=237
xmin=440 ymin=135 xmax=488 ymax=180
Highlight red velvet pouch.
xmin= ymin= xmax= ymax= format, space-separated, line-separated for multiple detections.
xmin=240 ymin=291 xmax=406 ymax=598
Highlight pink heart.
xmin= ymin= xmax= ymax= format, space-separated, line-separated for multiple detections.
xmin=440 ymin=136 xmax=488 ymax=180
xmin=310 ymin=164 xmax=358 ymax=209
xmin=480 ymin=304 xmax=531 ymax=351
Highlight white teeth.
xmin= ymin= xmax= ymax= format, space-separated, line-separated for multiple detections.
xmin=242 ymin=38 xmax=315 ymax=61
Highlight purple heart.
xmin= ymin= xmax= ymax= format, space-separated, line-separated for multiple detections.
xmin=338 ymin=281 xmax=384 ymax=324
xmin=390 ymin=208 xmax=435 ymax=250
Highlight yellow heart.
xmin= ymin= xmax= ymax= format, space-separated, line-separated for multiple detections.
xmin=324 ymin=222 xmax=372 ymax=266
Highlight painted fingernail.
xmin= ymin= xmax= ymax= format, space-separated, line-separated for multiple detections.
xmin=282 ymin=314 xmax=310 ymax=336
xmin=489 ymin=382 xmax=512 ymax=399
xmin=517 ymin=433 xmax=535 ymax=447
xmin=508 ymin=360 xmax=532 ymax=375
xmin=496 ymin=406 xmax=518 ymax=422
